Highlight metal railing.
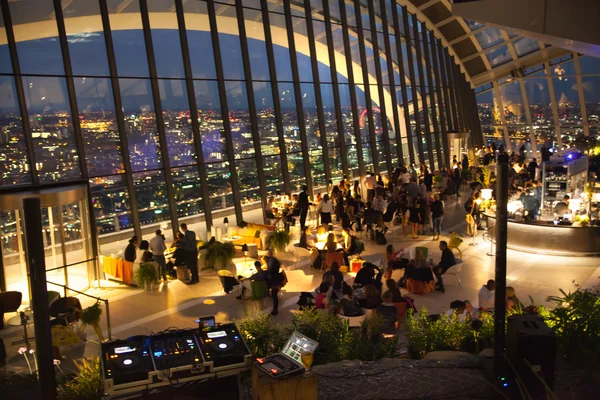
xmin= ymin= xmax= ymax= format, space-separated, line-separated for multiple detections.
xmin=46 ymin=281 xmax=112 ymax=341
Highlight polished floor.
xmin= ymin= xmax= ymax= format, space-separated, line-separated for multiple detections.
xmin=2 ymin=193 xmax=599 ymax=371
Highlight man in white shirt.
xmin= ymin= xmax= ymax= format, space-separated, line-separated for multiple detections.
xmin=364 ymin=173 xmax=377 ymax=203
xmin=401 ymin=171 xmax=411 ymax=185
xmin=478 ymin=280 xmax=496 ymax=311
xmin=372 ymin=193 xmax=387 ymax=213
xmin=150 ymin=229 xmax=168 ymax=282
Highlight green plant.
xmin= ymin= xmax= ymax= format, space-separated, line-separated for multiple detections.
xmin=204 ymin=241 xmax=236 ymax=271
xmin=268 ymin=230 xmax=291 ymax=252
xmin=135 ymin=262 xmax=159 ymax=288
xmin=292 ymin=308 xmax=352 ymax=365
xmin=80 ymin=302 xmax=104 ymax=342
xmin=404 ymin=307 xmax=472 ymax=358
xmin=58 ymin=358 xmax=103 ymax=400
xmin=543 ymin=288 xmax=600 ymax=368
xmin=346 ymin=315 xmax=398 ymax=361
xmin=237 ymin=313 xmax=289 ymax=357
xmin=481 ymin=167 xmax=492 ymax=188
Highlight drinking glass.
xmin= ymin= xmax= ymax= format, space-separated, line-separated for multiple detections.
xmin=300 ymin=351 xmax=313 ymax=373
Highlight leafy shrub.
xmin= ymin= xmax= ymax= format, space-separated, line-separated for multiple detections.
xmin=404 ymin=307 xmax=472 ymax=359
xmin=238 ymin=313 xmax=289 ymax=358
xmin=135 ymin=262 xmax=159 ymax=287
xmin=205 ymin=241 xmax=236 ymax=270
xmin=543 ymin=289 xmax=600 ymax=368
xmin=292 ymin=308 xmax=352 ymax=364
xmin=346 ymin=315 xmax=398 ymax=361
xmin=58 ymin=358 xmax=103 ymax=400
xmin=268 ymin=230 xmax=291 ymax=253
xmin=238 ymin=308 xmax=395 ymax=366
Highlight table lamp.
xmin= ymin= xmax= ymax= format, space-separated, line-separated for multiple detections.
xmin=480 ymin=189 xmax=493 ymax=201
xmin=224 ymin=217 xmax=229 ymax=236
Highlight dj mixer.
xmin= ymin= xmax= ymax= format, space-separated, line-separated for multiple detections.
xmin=100 ymin=318 xmax=251 ymax=398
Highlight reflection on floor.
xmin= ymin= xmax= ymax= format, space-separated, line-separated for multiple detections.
xmin=1 ymin=198 xmax=598 ymax=375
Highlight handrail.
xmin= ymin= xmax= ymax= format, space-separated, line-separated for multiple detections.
xmin=46 ymin=281 xmax=112 ymax=341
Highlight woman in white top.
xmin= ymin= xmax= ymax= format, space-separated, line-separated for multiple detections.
xmin=318 ymin=194 xmax=333 ymax=225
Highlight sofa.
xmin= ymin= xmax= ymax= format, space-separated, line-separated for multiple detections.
xmin=228 ymin=222 xmax=275 ymax=250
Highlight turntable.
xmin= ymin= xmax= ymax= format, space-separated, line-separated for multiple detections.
xmin=101 ymin=337 xmax=155 ymax=392
xmin=195 ymin=322 xmax=252 ymax=372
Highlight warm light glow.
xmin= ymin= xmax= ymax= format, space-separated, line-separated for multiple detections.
xmin=569 ymin=199 xmax=581 ymax=213
xmin=507 ymin=200 xmax=523 ymax=213
xmin=481 ymin=189 xmax=493 ymax=200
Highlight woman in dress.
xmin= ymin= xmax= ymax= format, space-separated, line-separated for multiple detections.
xmin=318 ymin=194 xmax=333 ymax=225
xmin=409 ymin=199 xmax=422 ymax=239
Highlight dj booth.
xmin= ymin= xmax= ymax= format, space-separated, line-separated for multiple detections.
xmin=101 ymin=316 xmax=252 ymax=398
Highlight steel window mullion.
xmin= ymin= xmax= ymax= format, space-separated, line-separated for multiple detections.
xmin=422 ymin=30 xmax=442 ymax=167
xmin=353 ymin=0 xmax=379 ymax=174
xmin=453 ymin=62 xmax=467 ymax=132
xmin=367 ymin=0 xmax=393 ymax=173
xmin=206 ymin=0 xmax=244 ymax=222
xmin=98 ymin=0 xmax=142 ymax=241
xmin=573 ymin=53 xmax=590 ymax=137
xmin=174 ymin=0 xmax=213 ymax=231
xmin=391 ymin=4 xmax=415 ymax=164
xmin=234 ymin=0 xmax=268 ymax=221
xmin=139 ymin=0 xmax=180 ymax=235
xmin=322 ymin=0 xmax=349 ymax=177
xmin=402 ymin=9 xmax=424 ymax=164
xmin=338 ymin=0 xmax=366 ymax=181
xmin=282 ymin=0 xmax=313 ymax=195
xmin=412 ymin=15 xmax=434 ymax=169
xmin=437 ymin=45 xmax=454 ymax=132
xmin=303 ymin=0 xmax=331 ymax=186
xmin=259 ymin=0 xmax=291 ymax=194
xmin=544 ymin=62 xmax=562 ymax=147
xmin=431 ymin=34 xmax=450 ymax=167
xmin=1 ymin=0 xmax=38 ymax=185
xmin=52 ymin=0 xmax=87 ymax=179
xmin=444 ymin=51 xmax=459 ymax=131
xmin=379 ymin=0 xmax=404 ymax=164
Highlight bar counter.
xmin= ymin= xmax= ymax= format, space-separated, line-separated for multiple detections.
xmin=484 ymin=211 xmax=600 ymax=256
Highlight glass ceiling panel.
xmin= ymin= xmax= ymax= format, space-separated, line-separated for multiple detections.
xmin=514 ymin=37 xmax=540 ymax=57
xmin=465 ymin=19 xmax=483 ymax=31
xmin=475 ymin=27 xmax=503 ymax=49
xmin=487 ymin=45 xmax=512 ymax=67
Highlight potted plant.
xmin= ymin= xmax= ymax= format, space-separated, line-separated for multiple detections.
xmin=81 ymin=302 xmax=104 ymax=342
xmin=205 ymin=241 xmax=236 ymax=271
xmin=135 ymin=262 xmax=159 ymax=291
xmin=268 ymin=229 xmax=291 ymax=253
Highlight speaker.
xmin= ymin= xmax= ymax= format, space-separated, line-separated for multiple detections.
xmin=506 ymin=315 xmax=556 ymax=396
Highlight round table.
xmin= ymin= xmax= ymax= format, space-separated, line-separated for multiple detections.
xmin=7 ymin=310 xmax=34 ymax=347
xmin=222 ymin=235 xmax=242 ymax=243
xmin=235 ymin=259 xmax=265 ymax=278
xmin=315 ymin=242 xmax=343 ymax=251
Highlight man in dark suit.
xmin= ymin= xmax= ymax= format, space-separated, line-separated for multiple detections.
xmin=180 ymin=223 xmax=198 ymax=284
xmin=298 ymin=185 xmax=310 ymax=231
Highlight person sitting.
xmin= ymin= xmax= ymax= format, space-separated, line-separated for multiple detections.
xmin=372 ymin=193 xmax=387 ymax=213
xmin=326 ymin=232 xmax=338 ymax=253
xmin=363 ymin=202 xmax=384 ymax=235
xmin=506 ymin=286 xmax=523 ymax=311
xmin=340 ymin=203 xmax=353 ymax=230
xmin=358 ymin=283 xmax=381 ymax=310
xmin=376 ymin=291 xmax=398 ymax=335
xmin=298 ymin=226 xmax=314 ymax=249
xmin=265 ymin=196 xmax=276 ymax=220
xmin=354 ymin=262 xmax=382 ymax=290
xmin=384 ymin=279 xmax=405 ymax=303
xmin=124 ymin=236 xmax=138 ymax=262
xmin=382 ymin=196 xmax=399 ymax=232
xmin=315 ymin=282 xmax=330 ymax=310
xmin=340 ymin=283 xmax=363 ymax=316
xmin=341 ymin=228 xmax=357 ymax=256
xmin=444 ymin=300 xmax=468 ymax=322
xmin=433 ymin=241 xmax=456 ymax=293
xmin=134 ymin=240 xmax=150 ymax=270
xmin=385 ymin=244 xmax=406 ymax=271
xmin=237 ymin=261 xmax=268 ymax=299
xmin=330 ymin=262 xmax=344 ymax=299
xmin=478 ymin=280 xmax=496 ymax=311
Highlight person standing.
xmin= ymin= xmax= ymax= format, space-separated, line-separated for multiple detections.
xmin=180 ymin=223 xmax=198 ymax=284
xmin=453 ymin=163 xmax=462 ymax=198
xmin=124 ymin=236 xmax=138 ymax=262
xmin=298 ymin=185 xmax=310 ymax=231
xmin=430 ymin=194 xmax=444 ymax=240
xmin=478 ymin=280 xmax=496 ymax=311
xmin=266 ymin=248 xmax=282 ymax=316
xmin=364 ymin=172 xmax=376 ymax=203
xmin=150 ymin=229 xmax=168 ymax=282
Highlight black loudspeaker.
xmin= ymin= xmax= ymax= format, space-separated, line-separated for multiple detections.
xmin=541 ymin=147 xmax=550 ymax=162
xmin=506 ymin=315 xmax=556 ymax=396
